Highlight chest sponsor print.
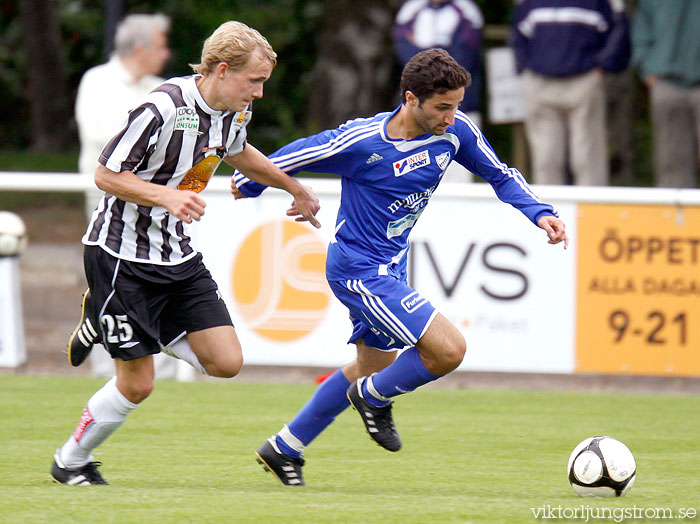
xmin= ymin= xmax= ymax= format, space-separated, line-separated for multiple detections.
xmin=174 ymin=107 xmax=200 ymax=133
xmin=386 ymin=208 xmax=424 ymax=238
xmin=393 ymin=150 xmax=430 ymax=177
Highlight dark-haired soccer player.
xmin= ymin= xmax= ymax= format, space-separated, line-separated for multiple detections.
xmin=235 ymin=48 xmax=567 ymax=486
xmin=51 ymin=21 xmax=320 ymax=485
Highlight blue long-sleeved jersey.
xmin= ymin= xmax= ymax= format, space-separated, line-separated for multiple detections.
xmin=511 ymin=0 xmax=631 ymax=77
xmin=234 ymin=107 xmax=556 ymax=280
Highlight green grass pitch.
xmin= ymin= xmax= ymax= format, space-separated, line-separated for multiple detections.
xmin=1 ymin=375 xmax=697 ymax=523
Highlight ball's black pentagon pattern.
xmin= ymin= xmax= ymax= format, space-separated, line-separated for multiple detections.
xmin=569 ymin=436 xmax=636 ymax=497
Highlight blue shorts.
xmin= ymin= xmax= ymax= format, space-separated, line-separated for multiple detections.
xmin=328 ymin=275 xmax=437 ymax=351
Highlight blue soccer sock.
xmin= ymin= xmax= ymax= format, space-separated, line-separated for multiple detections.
xmin=361 ymin=374 xmax=392 ymax=407
xmin=275 ymin=368 xmax=350 ymax=458
xmin=367 ymin=347 xmax=440 ymax=401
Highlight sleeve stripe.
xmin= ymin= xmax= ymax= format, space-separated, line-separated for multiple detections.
xmin=273 ymin=123 xmax=382 ymax=171
xmin=272 ymin=122 xmax=382 ymax=165
xmin=235 ymin=122 xmax=382 ymax=187
xmin=456 ymin=113 xmax=545 ymax=204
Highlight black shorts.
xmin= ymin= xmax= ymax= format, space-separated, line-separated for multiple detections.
xmin=83 ymin=245 xmax=233 ymax=361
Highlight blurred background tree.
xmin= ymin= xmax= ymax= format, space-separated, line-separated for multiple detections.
xmin=0 ymin=0 xmax=650 ymax=184
xmin=19 ymin=0 xmax=71 ymax=151
xmin=1 ymin=0 xmax=326 ymax=154
xmin=0 ymin=0 xmax=520 ymax=152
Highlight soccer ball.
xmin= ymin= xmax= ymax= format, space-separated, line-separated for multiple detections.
xmin=567 ymin=436 xmax=636 ymax=497
xmin=0 ymin=211 xmax=28 ymax=257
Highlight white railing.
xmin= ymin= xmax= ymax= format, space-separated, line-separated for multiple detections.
xmin=3 ymin=171 xmax=700 ymax=206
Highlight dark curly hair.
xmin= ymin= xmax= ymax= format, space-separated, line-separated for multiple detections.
xmin=400 ymin=48 xmax=471 ymax=105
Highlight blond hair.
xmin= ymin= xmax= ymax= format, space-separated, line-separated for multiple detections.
xmin=190 ymin=21 xmax=277 ymax=75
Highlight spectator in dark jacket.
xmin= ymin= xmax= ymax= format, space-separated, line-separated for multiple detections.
xmin=511 ymin=0 xmax=631 ymax=185
xmin=394 ymin=0 xmax=483 ymax=120
xmin=393 ymin=0 xmax=484 ymax=183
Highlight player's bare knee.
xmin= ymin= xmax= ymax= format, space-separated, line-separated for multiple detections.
xmin=219 ymin=357 xmax=243 ymax=378
xmin=119 ymin=380 xmax=154 ymax=404
xmin=206 ymin=353 xmax=243 ymax=378
xmin=442 ymin=335 xmax=466 ymax=372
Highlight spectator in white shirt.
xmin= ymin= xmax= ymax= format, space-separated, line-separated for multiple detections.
xmin=76 ymin=13 xmax=171 ymax=188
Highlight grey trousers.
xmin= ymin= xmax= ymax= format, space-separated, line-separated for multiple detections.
xmin=523 ymin=70 xmax=608 ymax=186
xmin=650 ymin=79 xmax=700 ymax=188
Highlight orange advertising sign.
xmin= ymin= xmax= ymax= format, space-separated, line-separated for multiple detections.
xmin=231 ymin=220 xmax=331 ymax=342
xmin=576 ymin=204 xmax=700 ymax=376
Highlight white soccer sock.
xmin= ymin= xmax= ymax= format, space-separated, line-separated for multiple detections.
xmin=278 ymin=424 xmax=306 ymax=455
xmin=160 ymin=337 xmax=208 ymax=375
xmin=365 ymin=374 xmax=390 ymax=402
xmin=59 ymin=376 xmax=139 ymax=468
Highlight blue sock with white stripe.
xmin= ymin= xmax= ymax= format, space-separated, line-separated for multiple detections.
xmin=275 ymin=368 xmax=350 ymax=458
xmin=366 ymin=347 xmax=440 ymax=403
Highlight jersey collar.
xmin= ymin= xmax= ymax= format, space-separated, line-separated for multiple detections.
xmin=191 ymin=75 xmax=231 ymax=117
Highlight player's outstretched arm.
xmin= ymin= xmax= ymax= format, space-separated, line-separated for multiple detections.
xmin=94 ymin=165 xmax=206 ymax=223
xmin=537 ymin=215 xmax=569 ymax=249
xmin=225 ymin=144 xmax=321 ymax=228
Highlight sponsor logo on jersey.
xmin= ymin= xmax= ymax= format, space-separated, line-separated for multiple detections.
xmin=436 ymin=151 xmax=451 ymax=171
xmin=393 ymin=150 xmax=430 ymax=177
xmin=175 ymin=107 xmax=200 ymax=133
xmin=366 ymin=152 xmax=384 ymax=164
xmin=387 ymin=184 xmax=437 ymax=213
xmin=232 ymin=110 xmax=252 ymax=130
xmin=386 ymin=208 xmax=424 ymax=238
xmin=400 ymin=291 xmax=428 ymax=313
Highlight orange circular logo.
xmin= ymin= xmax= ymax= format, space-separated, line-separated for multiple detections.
xmin=232 ymin=220 xmax=331 ymax=341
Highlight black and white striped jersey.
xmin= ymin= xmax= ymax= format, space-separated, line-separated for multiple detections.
xmin=82 ymin=74 xmax=250 ymax=265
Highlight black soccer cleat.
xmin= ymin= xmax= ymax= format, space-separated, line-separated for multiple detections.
xmin=347 ymin=377 xmax=402 ymax=452
xmin=255 ymin=438 xmax=305 ymax=486
xmin=51 ymin=451 xmax=108 ymax=485
xmin=67 ymin=288 xmax=100 ymax=367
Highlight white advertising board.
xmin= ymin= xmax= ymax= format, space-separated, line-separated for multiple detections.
xmin=0 ymin=257 xmax=26 ymax=367
xmin=191 ymin=189 xmax=351 ymax=367
xmin=6 ymin=173 xmax=700 ymax=376
xmin=410 ymin=187 xmax=576 ymax=372
xmin=192 ymin=181 xmax=576 ymax=373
